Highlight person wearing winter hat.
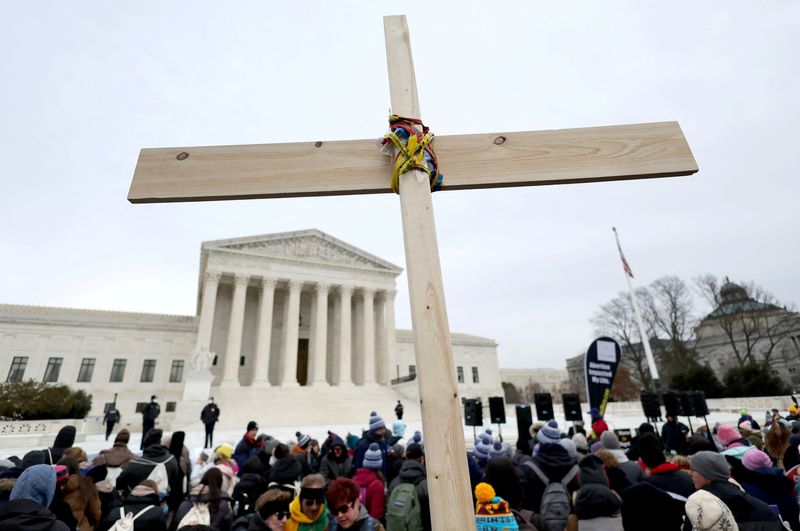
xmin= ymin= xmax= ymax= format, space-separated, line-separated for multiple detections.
xmin=716 ymin=423 xmax=751 ymax=450
xmin=388 ymin=442 xmax=431 ymax=531
xmin=319 ymin=435 xmax=352 ymax=485
xmin=690 ymin=450 xmax=782 ymax=528
xmin=474 ymin=482 xmax=519 ymax=531
xmin=472 ymin=432 xmax=493 ymax=466
xmin=488 ymin=441 xmax=509 ymax=460
xmin=572 ymin=432 xmax=589 ymax=458
xmin=99 ymin=479 xmax=166 ymax=531
xmin=352 ymin=444 xmax=386 ymax=521
xmin=536 ymin=419 xmax=562 ymax=447
xmin=353 ymin=411 xmax=389 ymax=476
xmin=626 ymin=422 xmax=655 ymax=461
xmin=520 ymin=419 xmax=579 ymax=513
xmin=588 ymin=408 xmax=609 ymax=441
xmin=93 ymin=428 xmax=136 ymax=468
xmin=736 ymin=449 xmax=800 ymax=529
xmin=685 ymin=489 xmax=739 ymax=531
xmin=738 ymin=421 xmax=764 ymax=450
xmin=0 ymin=464 xmax=70 ymax=530
xmin=116 ymin=428 xmax=179 ymax=496
xmin=559 ymin=438 xmax=577 ymax=460
xmin=253 ymin=488 xmax=292 ymax=530
xmin=285 ymin=474 xmax=329 ymax=531
xmin=573 ymin=455 xmax=622 ymax=529
xmin=600 ymin=431 xmax=644 ymax=484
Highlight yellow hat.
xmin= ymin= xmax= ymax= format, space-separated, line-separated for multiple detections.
xmin=790 ymin=405 xmax=798 ymax=414
xmin=215 ymin=443 xmax=234 ymax=459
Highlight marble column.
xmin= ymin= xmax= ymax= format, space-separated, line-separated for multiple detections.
xmin=221 ymin=274 xmax=249 ymax=385
xmin=362 ymin=287 xmax=376 ymax=385
xmin=375 ymin=292 xmax=387 ymax=384
xmin=309 ymin=282 xmax=330 ymax=386
xmin=385 ymin=290 xmax=398 ymax=383
xmin=196 ymin=271 xmax=221 ymax=350
xmin=252 ymin=277 xmax=276 ymax=386
xmin=280 ymin=280 xmax=303 ymax=387
xmin=337 ymin=285 xmax=353 ymax=386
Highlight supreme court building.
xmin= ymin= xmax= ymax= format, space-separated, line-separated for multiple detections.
xmin=0 ymin=230 xmax=503 ymax=428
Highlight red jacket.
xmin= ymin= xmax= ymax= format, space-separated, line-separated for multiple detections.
xmin=591 ymin=419 xmax=609 ymax=440
xmin=352 ymin=467 xmax=386 ymax=520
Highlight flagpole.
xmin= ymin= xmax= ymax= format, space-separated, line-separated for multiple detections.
xmin=612 ymin=227 xmax=661 ymax=391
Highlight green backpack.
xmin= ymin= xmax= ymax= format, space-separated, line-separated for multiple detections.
xmin=386 ymin=481 xmax=423 ymax=531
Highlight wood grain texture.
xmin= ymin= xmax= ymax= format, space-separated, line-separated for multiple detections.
xmin=385 ymin=14 xmax=476 ymax=530
xmin=128 ymin=121 xmax=697 ymax=203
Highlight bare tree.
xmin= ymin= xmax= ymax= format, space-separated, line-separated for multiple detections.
xmin=695 ymin=275 xmax=799 ymax=368
xmin=642 ymin=276 xmax=697 ymax=377
xmin=591 ymin=290 xmax=654 ymax=390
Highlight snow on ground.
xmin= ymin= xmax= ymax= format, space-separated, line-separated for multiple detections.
xmin=0 ymin=410 xmax=742 ymax=460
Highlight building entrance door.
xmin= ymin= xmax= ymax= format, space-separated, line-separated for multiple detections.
xmin=297 ymin=338 xmax=309 ymax=385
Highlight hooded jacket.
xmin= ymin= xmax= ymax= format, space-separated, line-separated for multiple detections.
xmin=50 ymin=427 xmax=77 ymax=464
xmin=319 ymin=437 xmax=353 ymax=483
xmin=574 ymin=456 xmax=621 ymax=521
xmin=0 ymin=465 xmax=69 ymax=531
xmin=521 ymin=443 xmax=579 ymax=511
xmin=92 ymin=439 xmax=136 ymax=468
xmin=352 ymin=467 xmax=386 ymax=521
xmin=389 ymin=459 xmax=431 ymax=531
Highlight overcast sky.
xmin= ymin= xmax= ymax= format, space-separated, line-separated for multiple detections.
xmin=1 ymin=2 xmax=798 ymax=370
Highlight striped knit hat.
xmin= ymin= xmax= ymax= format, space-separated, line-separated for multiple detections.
xmin=537 ymin=420 xmax=561 ymax=445
xmin=369 ymin=411 xmax=386 ymax=433
xmin=364 ymin=442 xmax=383 ymax=470
xmin=489 ymin=442 xmax=508 ymax=459
xmin=296 ymin=432 xmax=311 ymax=449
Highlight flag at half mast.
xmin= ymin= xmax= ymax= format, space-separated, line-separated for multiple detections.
xmin=612 ymin=227 xmax=634 ymax=278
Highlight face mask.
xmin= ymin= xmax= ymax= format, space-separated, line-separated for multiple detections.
xmin=208 ymin=400 xmax=213 ymax=404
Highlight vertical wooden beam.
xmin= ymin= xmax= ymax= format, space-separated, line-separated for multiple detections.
xmin=384 ymin=15 xmax=474 ymax=530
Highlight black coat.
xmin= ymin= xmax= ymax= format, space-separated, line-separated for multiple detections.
xmin=520 ymin=444 xmax=579 ymax=512
xmin=621 ymin=481 xmax=685 ymax=531
xmin=702 ymin=480 xmax=783 ymax=531
xmin=644 ymin=464 xmax=695 ymax=499
xmin=0 ymin=499 xmax=71 ymax=531
xmin=388 ymin=460 xmax=431 ymax=531
xmin=116 ymin=445 xmax=179 ymax=494
xmin=232 ymin=473 xmax=269 ymax=517
xmin=201 ymin=404 xmax=220 ymax=424
xmin=99 ymin=493 xmax=166 ymax=531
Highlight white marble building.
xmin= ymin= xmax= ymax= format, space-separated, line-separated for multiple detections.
xmin=0 ymin=230 xmax=502 ymax=429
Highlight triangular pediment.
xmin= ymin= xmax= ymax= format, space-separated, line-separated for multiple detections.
xmin=203 ymin=229 xmax=402 ymax=273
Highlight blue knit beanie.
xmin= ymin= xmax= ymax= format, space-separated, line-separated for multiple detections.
xmin=369 ymin=411 xmax=385 ymax=432
xmin=537 ymin=420 xmax=561 ymax=445
xmin=364 ymin=442 xmax=383 ymax=470
xmin=489 ymin=441 xmax=508 ymax=459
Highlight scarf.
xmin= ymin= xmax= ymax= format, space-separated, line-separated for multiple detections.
xmin=284 ymin=495 xmax=330 ymax=531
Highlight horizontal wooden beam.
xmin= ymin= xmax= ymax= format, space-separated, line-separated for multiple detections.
xmin=128 ymin=121 xmax=697 ymax=203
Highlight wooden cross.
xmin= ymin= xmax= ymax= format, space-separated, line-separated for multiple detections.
xmin=129 ymin=16 xmax=697 ymax=529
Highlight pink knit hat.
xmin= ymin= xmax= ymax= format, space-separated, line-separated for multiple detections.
xmin=742 ymin=449 xmax=772 ymax=471
xmin=716 ymin=424 xmax=739 ymax=446
xmin=738 ymin=420 xmax=753 ymax=432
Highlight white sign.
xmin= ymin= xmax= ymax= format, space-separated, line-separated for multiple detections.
xmin=597 ymin=340 xmax=617 ymax=363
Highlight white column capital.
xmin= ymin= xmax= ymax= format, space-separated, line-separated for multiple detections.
xmin=205 ymin=270 xmax=222 ymax=284
xmin=315 ymin=282 xmax=331 ymax=294
xmin=261 ymin=277 xmax=278 ymax=289
xmin=384 ymin=289 xmax=397 ymax=302
xmin=361 ymin=287 xmax=376 ymax=297
xmin=233 ymin=274 xmax=250 ymax=287
xmin=339 ymin=284 xmax=353 ymax=296
xmin=288 ymin=279 xmax=304 ymax=292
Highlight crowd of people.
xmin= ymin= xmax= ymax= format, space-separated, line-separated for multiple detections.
xmin=0 ymin=401 xmax=799 ymax=531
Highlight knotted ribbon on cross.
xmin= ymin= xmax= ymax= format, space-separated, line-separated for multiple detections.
xmin=380 ymin=115 xmax=443 ymax=193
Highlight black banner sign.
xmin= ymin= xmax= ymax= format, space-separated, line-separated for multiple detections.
xmin=584 ymin=337 xmax=621 ymax=416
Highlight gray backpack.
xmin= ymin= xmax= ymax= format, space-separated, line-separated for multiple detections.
xmin=524 ymin=461 xmax=577 ymax=531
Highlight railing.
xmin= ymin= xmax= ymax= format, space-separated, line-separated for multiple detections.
xmin=390 ymin=374 xmax=417 ymax=385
